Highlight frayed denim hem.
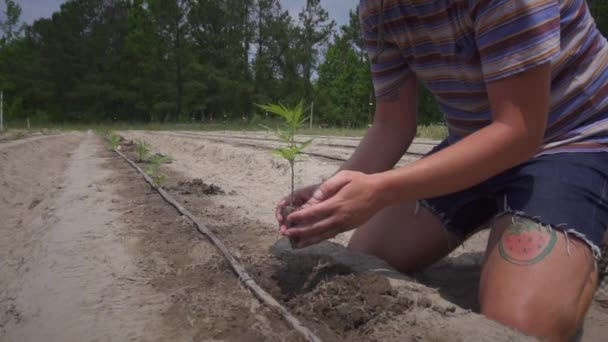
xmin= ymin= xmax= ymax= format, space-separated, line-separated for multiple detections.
xmin=416 ymin=198 xmax=603 ymax=262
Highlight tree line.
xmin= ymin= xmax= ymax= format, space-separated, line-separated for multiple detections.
xmin=0 ymin=0 xmax=607 ymax=127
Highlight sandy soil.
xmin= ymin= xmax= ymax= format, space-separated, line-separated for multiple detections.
xmin=1 ymin=129 xmax=606 ymax=341
xmin=0 ymin=130 xmax=53 ymax=143
xmin=118 ymin=130 xmax=608 ymax=341
xmin=0 ymin=132 xmax=297 ymax=341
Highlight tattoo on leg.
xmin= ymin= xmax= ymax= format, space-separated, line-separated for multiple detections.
xmin=498 ymin=218 xmax=557 ymax=266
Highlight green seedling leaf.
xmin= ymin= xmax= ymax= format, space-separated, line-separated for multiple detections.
xmin=273 ymin=146 xmax=298 ymax=161
xmin=136 ymin=140 xmax=151 ymax=162
xmin=149 ymin=154 xmax=172 ymax=165
xmin=256 ymin=103 xmax=292 ymax=122
xmin=276 ymin=128 xmax=291 ymax=143
xmin=107 ymin=133 xmax=120 ymax=151
xmin=297 ymin=139 xmax=313 ymax=150
xmin=145 ymin=163 xmax=168 ymax=187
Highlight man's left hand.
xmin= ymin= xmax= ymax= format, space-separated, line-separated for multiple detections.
xmin=283 ymin=170 xmax=386 ymax=248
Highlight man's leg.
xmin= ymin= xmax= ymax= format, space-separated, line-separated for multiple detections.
xmin=348 ymin=201 xmax=462 ymax=273
xmin=480 ymin=215 xmax=598 ymax=341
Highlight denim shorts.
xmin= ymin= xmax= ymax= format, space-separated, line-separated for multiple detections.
xmin=421 ymin=140 xmax=608 ymax=259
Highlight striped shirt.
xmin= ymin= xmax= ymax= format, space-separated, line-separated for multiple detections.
xmin=360 ymin=0 xmax=608 ymax=154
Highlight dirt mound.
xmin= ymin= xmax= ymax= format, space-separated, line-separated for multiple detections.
xmin=289 ymin=272 xmax=413 ymax=334
xmin=247 ymin=240 xmax=534 ymax=342
xmin=168 ymin=179 xmax=224 ymax=196
xmin=252 ymin=254 xmax=411 ymax=339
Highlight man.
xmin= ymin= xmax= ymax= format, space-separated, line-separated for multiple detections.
xmin=276 ymin=0 xmax=608 ymax=340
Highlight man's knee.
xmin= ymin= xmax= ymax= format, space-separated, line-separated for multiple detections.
xmin=480 ymin=300 xmax=578 ymax=341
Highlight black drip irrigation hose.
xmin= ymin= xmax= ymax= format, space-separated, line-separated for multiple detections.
xmin=113 ymin=148 xmax=322 ymax=342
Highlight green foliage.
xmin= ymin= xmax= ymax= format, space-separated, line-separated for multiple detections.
xmin=146 ymin=165 xmax=168 ymax=187
xmin=257 ymin=102 xmax=305 ymax=134
xmin=257 ymin=101 xmax=313 ymax=161
xmin=258 ymin=101 xmax=313 ymax=201
xmin=417 ymin=84 xmax=443 ymax=126
xmin=316 ymin=30 xmax=372 ymax=127
xmin=149 ymin=154 xmax=172 ymax=165
xmin=146 ymin=157 xmax=168 ymax=187
xmin=0 ymin=0 xmax=451 ymax=127
xmin=272 ymin=139 xmax=313 ymax=162
xmin=416 ymin=124 xmax=448 ymax=140
xmin=136 ymin=140 xmax=151 ymax=162
xmin=0 ymin=0 xmax=23 ymax=43
xmin=13 ymin=131 xmax=24 ymax=140
xmin=590 ymin=0 xmax=608 ymax=37
xmin=107 ymin=133 xmax=120 ymax=151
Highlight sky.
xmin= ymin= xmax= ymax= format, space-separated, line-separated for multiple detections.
xmin=1 ymin=0 xmax=359 ymax=27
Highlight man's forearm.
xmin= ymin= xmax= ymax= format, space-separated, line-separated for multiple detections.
xmin=376 ymin=122 xmax=541 ymax=206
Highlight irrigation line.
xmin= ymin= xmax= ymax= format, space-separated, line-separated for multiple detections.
xmin=113 ymin=148 xmax=323 ymax=342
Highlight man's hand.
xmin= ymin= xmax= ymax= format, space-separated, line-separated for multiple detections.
xmin=275 ymin=184 xmax=320 ymax=230
xmin=283 ymin=170 xmax=385 ymax=248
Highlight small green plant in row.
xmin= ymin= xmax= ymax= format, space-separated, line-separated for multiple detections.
xmin=145 ymin=154 xmax=172 ymax=187
xmin=131 ymin=139 xmax=171 ymax=186
xmin=107 ymin=132 xmax=120 ymax=151
xmin=136 ymin=140 xmax=151 ymax=162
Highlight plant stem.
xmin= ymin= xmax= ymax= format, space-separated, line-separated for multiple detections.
xmin=290 ymin=159 xmax=294 ymax=206
xmin=290 ymin=129 xmax=297 ymax=206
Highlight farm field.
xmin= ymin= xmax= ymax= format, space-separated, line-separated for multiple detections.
xmin=1 ymin=130 xmax=607 ymax=341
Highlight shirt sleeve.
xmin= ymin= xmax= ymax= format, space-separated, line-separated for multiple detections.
xmin=472 ymin=0 xmax=561 ymax=82
xmin=360 ymin=11 xmax=412 ymax=100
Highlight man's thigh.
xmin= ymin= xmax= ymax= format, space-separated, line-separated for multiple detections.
xmin=480 ymin=215 xmax=598 ymax=341
xmin=348 ymin=201 xmax=462 ymax=273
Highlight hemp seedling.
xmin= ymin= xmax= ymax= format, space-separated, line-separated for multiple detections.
xmin=149 ymin=154 xmax=172 ymax=165
xmin=257 ymin=101 xmax=312 ymax=247
xmin=107 ymin=133 xmax=120 ymax=151
xmin=148 ymin=167 xmax=168 ymax=187
xmin=136 ymin=140 xmax=151 ymax=162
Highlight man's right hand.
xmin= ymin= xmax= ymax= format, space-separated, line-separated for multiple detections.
xmin=275 ymin=183 xmax=321 ymax=231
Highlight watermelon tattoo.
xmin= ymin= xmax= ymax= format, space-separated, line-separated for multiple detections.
xmin=498 ymin=219 xmax=557 ymax=266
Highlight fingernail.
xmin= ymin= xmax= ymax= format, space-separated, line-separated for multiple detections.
xmin=313 ymin=189 xmax=323 ymax=200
